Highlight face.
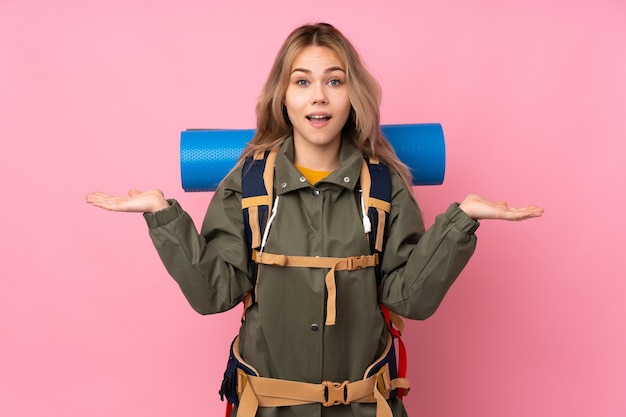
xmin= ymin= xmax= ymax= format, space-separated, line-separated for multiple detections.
xmin=284 ymin=45 xmax=351 ymax=164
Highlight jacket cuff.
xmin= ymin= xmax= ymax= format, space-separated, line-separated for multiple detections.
xmin=446 ymin=203 xmax=480 ymax=235
xmin=143 ymin=199 xmax=183 ymax=228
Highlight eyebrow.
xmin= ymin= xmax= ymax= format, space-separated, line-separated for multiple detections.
xmin=291 ymin=66 xmax=346 ymax=74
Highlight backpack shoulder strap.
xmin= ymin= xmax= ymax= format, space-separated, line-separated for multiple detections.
xmin=361 ymin=157 xmax=392 ymax=266
xmin=241 ymin=149 xmax=277 ymax=307
xmin=362 ymin=158 xmax=409 ymax=399
xmin=242 ymin=150 xmax=277 ymax=254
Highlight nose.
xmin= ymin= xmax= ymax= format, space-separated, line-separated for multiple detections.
xmin=311 ymin=82 xmax=328 ymax=104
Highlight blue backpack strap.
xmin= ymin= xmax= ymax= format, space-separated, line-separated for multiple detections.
xmin=242 ymin=152 xmax=270 ymax=252
xmin=241 ymin=150 xmax=277 ymax=302
xmin=362 ymin=157 xmax=392 ymax=284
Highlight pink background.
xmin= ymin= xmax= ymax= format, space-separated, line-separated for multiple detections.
xmin=1 ymin=0 xmax=625 ymax=416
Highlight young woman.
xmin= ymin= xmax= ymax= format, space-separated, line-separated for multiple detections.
xmin=86 ymin=22 xmax=543 ymax=417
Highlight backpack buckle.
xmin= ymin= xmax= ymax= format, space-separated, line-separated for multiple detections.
xmin=322 ymin=380 xmax=349 ymax=406
xmin=346 ymin=254 xmax=378 ymax=270
xmin=375 ymin=365 xmax=392 ymax=395
xmin=347 ymin=256 xmax=366 ymax=270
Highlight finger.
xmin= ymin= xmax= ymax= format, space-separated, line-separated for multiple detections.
xmin=86 ymin=194 xmax=108 ymax=204
xmin=507 ymin=207 xmax=544 ymax=220
xmin=86 ymin=193 xmax=118 ymax=203
xmin=89 ymin=198 xmax=129 ymax=212
xmin=87 ymin=199 xmax=119 ymax=211
xmin=86 ymin=191 xmax=107 ymax=200
xmin=512 ymin=206 xmax=544 ymax=215
xmin=86 ymin=194 xmax=127 ymax=209
xmin=128 ymin=189 xmax=142 ymax=197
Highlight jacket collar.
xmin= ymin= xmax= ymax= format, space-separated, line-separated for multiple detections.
xmin=274 ymin=136 xmax=364 ymax=195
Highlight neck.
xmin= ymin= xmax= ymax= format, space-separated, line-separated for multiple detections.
xmin=292 ymin=142 xmax=341 ymax=171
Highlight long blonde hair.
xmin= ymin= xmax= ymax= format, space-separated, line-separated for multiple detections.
xmin=240 ymin=22 xmax=412 ymax=187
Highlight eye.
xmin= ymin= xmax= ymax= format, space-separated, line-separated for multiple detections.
xmin=328 ymin=79 xmax=342 ymax=86
xmin=296 ymin=79 xmax=309 ymax=86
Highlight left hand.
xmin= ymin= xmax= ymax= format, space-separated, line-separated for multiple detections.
xmin=459 ymin=194 xmax=544 ymax=221
xmin=85 ymin=189 xmax=170 ymax=213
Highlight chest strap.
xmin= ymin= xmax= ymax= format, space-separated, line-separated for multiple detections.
xmin=252 ymin=250 xmax=378 ymax=326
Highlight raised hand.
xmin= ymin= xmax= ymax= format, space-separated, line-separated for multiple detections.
xmin=459 ymin=194 xmax=543 ymax=221
xmin=85 ymin=189 xmax=170 ymax=213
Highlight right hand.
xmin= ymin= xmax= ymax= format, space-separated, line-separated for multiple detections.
xmin=85 ymin=189 xmax=170 ymax=213
xmin=458 ymin=194 xmax=544 ymax=221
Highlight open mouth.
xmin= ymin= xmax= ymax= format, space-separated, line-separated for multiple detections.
xmin=306 ymin=114 xmax=331 ymax=121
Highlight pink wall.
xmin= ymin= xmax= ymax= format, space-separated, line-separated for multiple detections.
xmin=1 ymin=0 xmax=625 ymax=416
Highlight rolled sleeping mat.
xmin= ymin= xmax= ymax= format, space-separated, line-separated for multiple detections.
xmin=180 ymin=123 xmax=445 ymax=192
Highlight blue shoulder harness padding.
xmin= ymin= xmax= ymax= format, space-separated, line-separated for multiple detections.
xmin=180 ymin=123 xmax=445 ymax=192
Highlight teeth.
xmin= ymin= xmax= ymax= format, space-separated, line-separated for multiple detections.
xmin=309 ymin=115 xmax=329 ymax=119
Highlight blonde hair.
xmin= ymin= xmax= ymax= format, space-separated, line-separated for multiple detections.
xmin=240 ymin=22 xmax=413 ymax=188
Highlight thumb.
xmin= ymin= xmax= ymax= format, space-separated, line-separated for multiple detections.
xmin=128 ymin=189 xmax=142 ymax=197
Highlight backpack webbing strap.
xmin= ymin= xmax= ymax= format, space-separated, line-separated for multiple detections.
xmin=252 ymin=250 xmax=379 ymax=326
xmin=242 ymin=196 xmax=269 ymax=249
xmin=262 ymin=150 xmax=276 ymax=217
xmin=235 ymin=365 xmax=408 ymax=417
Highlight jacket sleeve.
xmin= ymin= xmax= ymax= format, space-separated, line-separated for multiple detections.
xmin=379 ymin=173 xmax=479 ymax=320
xmin=143 ymin=168 xmax=253 ymax=315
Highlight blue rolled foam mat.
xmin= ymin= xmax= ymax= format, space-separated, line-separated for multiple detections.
xmin=180 ymin=123 xmax=445 ymax=192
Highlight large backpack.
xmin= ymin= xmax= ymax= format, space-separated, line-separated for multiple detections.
xmin=219 ymin=149 xmax=409 ymax=416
